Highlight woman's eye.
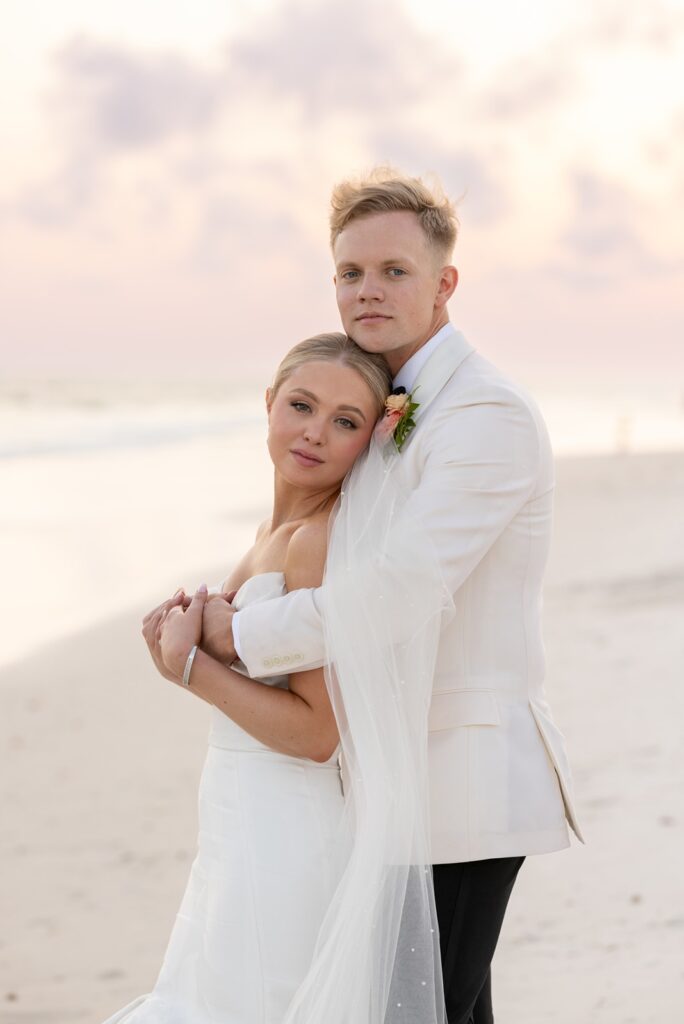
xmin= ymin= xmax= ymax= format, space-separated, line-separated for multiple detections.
xmin=336 ymin=417 xmax=357 ymax=430
xmin=291 ymin=401 xmax=311 ymax=412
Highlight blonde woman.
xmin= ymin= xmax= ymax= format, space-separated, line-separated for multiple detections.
xmin=102 ymin=333 xmax=392 ymax=1023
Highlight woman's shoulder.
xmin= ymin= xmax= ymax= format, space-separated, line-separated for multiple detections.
xmin=284 ymin=514 xmax=330 ymax=590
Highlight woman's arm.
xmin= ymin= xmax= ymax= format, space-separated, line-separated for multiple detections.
xmin=159 ymin=519 xmax=339 ymax=764
xmin=181 ymin=646 xmax=338 ymax=762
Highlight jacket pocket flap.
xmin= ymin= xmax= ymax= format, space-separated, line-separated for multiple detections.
xmin=428 ymin=689 xmax=500 ymax=731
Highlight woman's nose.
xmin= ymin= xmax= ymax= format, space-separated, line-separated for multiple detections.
xmin=303 ymin=420 xmax=325 ymax=445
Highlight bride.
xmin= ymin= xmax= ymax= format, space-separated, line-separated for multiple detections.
xmin=101 ymin=333 xmax=392 ymax=1023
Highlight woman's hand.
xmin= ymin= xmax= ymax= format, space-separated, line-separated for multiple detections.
xmin=142 ymin=589 xmax=191 ymax=682
xmin=159 ymin=584 xmax=209 ymax=680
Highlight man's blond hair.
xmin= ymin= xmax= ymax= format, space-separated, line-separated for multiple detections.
xmin=330 ymin=167 xmax=459 ymax=263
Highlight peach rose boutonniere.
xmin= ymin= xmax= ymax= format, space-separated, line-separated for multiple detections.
xmin=375 ymin=387 xmax=420 ymax=451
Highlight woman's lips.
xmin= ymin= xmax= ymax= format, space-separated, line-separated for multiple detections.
xmin=291 ymin=449 xmax=324 ymax=467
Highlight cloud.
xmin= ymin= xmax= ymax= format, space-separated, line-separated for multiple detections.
xmin=480 ymin=0 xmax=684 ymax=124
xmin=481 ymin=60 xmax=574 ymax=121
xmin=368 ymin=128 xmax=509 ymax=225
xmin=51 ymin=35 xmax=225 ymax=151
xmin=13 ymin=155 xmax=100 ymax=228
xmin=587 ymin=0 xmax=684 ymax=52
xmin=12 ymin=36 xmax=227 ymax=226
xmin=189 ymin=190 xmax=310 ymax=273
xmin=8 ymin=0 xmax=681 ymax=282
xmin=226 ymin=0 xmax=459 ymax=118
xmin=11 ymin=2 xmax=470 ymax=231
xmin=553 ymin=170 xmax=678 ymax=286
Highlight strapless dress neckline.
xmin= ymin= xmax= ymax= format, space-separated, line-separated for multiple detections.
xmin=231 ymin=571 xmax=287 ymax=611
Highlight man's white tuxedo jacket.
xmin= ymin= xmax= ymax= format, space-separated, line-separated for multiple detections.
xmin=235 ymin=328 xmax=583 ymax=863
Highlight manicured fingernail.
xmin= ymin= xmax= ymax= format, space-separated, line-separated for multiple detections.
xmin=198 ymin=582 xmax=208 ymax=594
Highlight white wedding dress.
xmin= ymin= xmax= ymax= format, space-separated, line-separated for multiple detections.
xmin=102 ymin=573 xmax=346 ymax=1024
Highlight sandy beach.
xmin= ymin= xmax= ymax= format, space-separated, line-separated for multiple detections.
xmin=2 ymin=449 xmax=683 ymax=1023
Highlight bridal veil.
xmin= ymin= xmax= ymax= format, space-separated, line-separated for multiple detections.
xmin=283 ymin=429 xmax=452 ymax=1024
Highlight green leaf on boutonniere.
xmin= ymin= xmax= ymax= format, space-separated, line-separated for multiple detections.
xmin=394 ymin=397 xmax=420 ymax=451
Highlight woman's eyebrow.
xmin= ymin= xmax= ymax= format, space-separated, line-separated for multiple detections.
xmin=289 ymin=388 xmax=366 ymax=422
xmin=337 ymin=404 xmax=366 ymax=422
xmin=288 ymin=387 xmax=319 ymax=402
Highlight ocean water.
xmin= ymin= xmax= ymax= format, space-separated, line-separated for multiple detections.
xmin=1 ymin=378 xmax=683 ymax=671
xmin=0 ymin=384 xmax=273 ymax=670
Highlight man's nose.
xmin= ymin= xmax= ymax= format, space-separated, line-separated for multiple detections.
xmin=356 ymin=272 xmax=384 ymax=302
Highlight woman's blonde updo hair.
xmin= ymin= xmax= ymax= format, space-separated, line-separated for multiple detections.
xmin=271 ymin=332 xmax=392 ymax=419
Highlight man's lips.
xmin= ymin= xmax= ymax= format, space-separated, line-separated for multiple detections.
xmin=291 ymin=448 xmax=324 ymax=467
xmin=356 ymin=312 xmax=391 ymax=321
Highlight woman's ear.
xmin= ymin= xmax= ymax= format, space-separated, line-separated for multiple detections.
xmin=265 ymin=386 xmax=273 ymax=414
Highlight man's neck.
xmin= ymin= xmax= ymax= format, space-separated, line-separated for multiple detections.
xmin=386 ymin=316 xmax=451 ymax=377
xmin=392 ymin=321 xmax=454 ymax=390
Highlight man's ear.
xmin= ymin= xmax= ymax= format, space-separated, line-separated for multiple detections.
xmin=435 ymin=265 xmax=458 ymax=309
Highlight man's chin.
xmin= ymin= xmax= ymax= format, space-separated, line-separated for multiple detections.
xmin=348 ymin=327 xmax=399 ymax=355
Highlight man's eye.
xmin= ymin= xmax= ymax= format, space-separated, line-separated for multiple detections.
xmin=388 ymin=268 xmax=406 ymax=277
xmin=341 ymin=270 xmax=359 ymax=280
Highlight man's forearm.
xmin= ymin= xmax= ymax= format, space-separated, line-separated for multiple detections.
xmin=233 ymin=587 xmax=326 ymax=679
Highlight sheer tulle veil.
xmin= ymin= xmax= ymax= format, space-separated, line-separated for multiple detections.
xmin=283 ymin=428 xmax=453 ymax=1024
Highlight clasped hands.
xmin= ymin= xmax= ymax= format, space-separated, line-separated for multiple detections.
xmin=141 ymin=585 xmax=238 ymax=686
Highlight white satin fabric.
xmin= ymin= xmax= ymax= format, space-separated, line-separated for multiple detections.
xmin=102 ymin=573 xmax=346 ymax=1024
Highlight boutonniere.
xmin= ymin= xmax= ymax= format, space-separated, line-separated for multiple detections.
xmin=375 ymin=387 xmax=420 ymax=451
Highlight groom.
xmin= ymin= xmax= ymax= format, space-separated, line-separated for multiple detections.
xmin=201 ymin=170 xmax=583 ymax=1023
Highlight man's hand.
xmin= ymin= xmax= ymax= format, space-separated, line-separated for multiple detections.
xmin=200 ymin=592 xmax=238 ymax=665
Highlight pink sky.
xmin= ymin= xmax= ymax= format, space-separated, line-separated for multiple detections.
xmin=1 ymin=0 xmax=683 ymax=400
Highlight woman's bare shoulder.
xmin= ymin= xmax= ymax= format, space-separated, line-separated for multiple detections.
xmin=284 ymin=514 xmax=330 ymax=591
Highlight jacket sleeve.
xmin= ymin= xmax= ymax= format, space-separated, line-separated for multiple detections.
xmin=236 ymin=387 xmax=546 ymax=679
xmin=233 ymin=587 xmax=326 ymax=678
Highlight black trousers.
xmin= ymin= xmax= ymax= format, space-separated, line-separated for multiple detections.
xmin=432 ymin=856 xmax=525 ymax=1024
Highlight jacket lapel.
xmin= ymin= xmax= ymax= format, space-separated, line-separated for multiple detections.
xmin=409 ymin=328 xmax=474 ymax=430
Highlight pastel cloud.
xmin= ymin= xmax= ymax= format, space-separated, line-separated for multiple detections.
xmin=53 ymin=35 xmax=224 ymax=150
xmin=227 ymin=0 xmax=459 ymax=116
xmin=1 ymin=0 xmax=682 ymax=383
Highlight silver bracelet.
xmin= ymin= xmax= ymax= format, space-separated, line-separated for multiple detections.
xmin=182 ymin=644 xmax=199 ymax=687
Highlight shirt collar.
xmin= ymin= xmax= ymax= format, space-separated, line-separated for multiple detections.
xmin=392 ymin=322 xmax=457 ymax=392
